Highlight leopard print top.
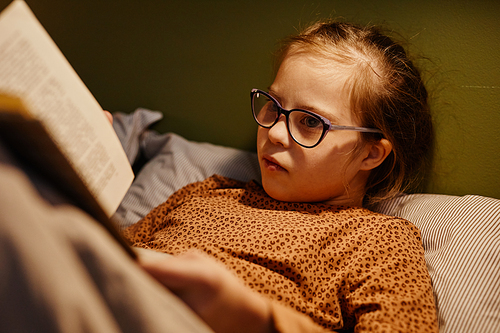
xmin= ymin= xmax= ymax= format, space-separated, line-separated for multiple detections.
xmin=123 ymin=175 xmax=438 ymax=332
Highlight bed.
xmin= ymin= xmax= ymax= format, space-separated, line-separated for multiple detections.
xmin=112 ymin=108 xmax=499 ymax=333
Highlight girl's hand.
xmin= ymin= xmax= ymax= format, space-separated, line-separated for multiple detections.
xmin=104 ymin=110 xmax=113 ymax=124
xmin=139 ymin=250 xmax=273 ymax=333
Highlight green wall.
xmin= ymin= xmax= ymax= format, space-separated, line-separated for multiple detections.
xmin=2 ymin=0 xmax=499 ymax=199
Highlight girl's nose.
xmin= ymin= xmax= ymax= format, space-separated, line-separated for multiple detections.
xmin=267 ymin=115 xmax=290 ymax=147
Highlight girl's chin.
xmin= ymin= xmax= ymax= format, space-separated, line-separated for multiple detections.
xmin=261 ymin=179 xmax=292 ymax=202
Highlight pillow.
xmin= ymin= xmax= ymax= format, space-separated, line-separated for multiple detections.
xmin=113 ymin=108 xmax=499 ymax=333
xmin=112 ymin=109 xmax=260 ymax=229
xmin=377 ymin=194 xmax=500 ymax=333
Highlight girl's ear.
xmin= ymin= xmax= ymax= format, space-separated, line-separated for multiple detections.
xmin=360 ymin=139 xmax=393 ymax=171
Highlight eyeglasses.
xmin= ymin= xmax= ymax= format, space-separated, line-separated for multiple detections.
xmin=251 ymin=89 xmax=383 ymax=148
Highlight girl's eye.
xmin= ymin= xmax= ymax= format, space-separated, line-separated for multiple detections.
xmin=270 ymin=101 xmax=280 ymax=113
xmin=301 ymin=115 xmax=322 ymax=128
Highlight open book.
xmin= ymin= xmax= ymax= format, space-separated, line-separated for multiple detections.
xmin=0 ymin=1 xmax=135 ymax=256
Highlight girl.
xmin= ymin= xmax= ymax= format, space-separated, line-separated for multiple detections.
xmin=124 ymin=20 xmax=437 ymax=333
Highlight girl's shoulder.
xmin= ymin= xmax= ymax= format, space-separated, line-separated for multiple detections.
xmin=178 ymin=175 xmax=252 ymax=194
xmin=166 ymin=175 xmax=261 ymax=204
xmin=349 ymin=206 xmax=423 ymax=242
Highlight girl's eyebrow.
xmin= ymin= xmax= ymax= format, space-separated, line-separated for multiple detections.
xmin=267 ymin=87 xmax=342 ymax=124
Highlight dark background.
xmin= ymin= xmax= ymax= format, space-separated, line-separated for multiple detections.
xmin=1 ymin=0 xmax=499 ymax=199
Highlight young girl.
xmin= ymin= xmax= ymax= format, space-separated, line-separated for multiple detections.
xmin=124 ymin=20 xmax=438 ymax=333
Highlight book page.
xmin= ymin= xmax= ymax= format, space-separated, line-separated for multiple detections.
xmin=0 ymin=1 xmax=134 ymax=216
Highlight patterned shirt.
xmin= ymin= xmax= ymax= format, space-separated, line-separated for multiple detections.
xmin=124 ymin=175 xmax=438 ymax=332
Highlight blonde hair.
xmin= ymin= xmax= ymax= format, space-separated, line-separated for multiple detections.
xmin=275 ymin=20 xmax=433 ymax=207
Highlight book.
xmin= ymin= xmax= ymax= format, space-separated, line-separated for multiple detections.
xmin=0 ymin=1 xmax=135 ymax=256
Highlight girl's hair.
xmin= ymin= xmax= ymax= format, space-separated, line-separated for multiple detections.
xmin=275 ymin=20 xmax=433 ymax=208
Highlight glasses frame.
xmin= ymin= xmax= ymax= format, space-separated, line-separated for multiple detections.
xmin=251 ymin=89 xmax=383 ymax=148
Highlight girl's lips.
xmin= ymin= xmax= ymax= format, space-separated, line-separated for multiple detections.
xmin=262 ymin=156 xmax=287 ymax=172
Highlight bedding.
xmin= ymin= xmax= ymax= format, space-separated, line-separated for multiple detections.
xmin=112 ymin=108 xmax=261 ymax=228
xmin=113 ymin=108 xmax=499 ymax=333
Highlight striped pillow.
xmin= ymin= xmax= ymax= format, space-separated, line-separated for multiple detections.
xmin=113 ymin=131 xmax=261 ymax=229
xmin=377 ymin=194 xmax=500 ymax=333
xmin=112 ymin=109 xmax=261 ymax=228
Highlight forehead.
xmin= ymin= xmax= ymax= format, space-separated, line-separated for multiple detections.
xmin=271 ymin=52 xmax=356 ymax=123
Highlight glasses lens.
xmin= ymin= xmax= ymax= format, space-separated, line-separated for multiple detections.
xmin=288 ymin=111 xmax=325 ymax=147
xmin=252 ymin=92 xmax=279 ymax=127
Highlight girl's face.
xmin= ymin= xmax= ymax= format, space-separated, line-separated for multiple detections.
xmin=257 ymin=52 xmax=374 ymax=207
